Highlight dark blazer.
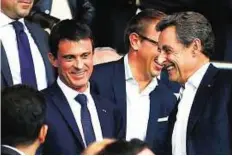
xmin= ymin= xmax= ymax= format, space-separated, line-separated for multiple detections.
xmin=41 ymin=82 xmax=124 ymax=155
xmin=90 ymin=58 xmax=177 ymax=154
xmin=1 ymin=146 xmax=21 ymax=155
xmin=167 ymin=64 xmax=232 ymax=154
xmin=33 ymin=0 xmax=95 ymax=25
xmin=1 ymin=20 xmax=55 ymax=90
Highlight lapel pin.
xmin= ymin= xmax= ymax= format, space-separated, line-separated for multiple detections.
xmin=102 ymin=109 xmax=107 ymax=113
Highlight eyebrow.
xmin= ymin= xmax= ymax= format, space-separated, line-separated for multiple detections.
xmin=162 ymin=45 xmax=174 ymax=51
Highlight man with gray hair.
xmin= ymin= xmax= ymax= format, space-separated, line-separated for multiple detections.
xmin=156 ymin=11 xmax=232 ymax=154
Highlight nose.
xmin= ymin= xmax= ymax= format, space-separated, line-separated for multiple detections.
xmin=74 ymin=58 xmax=84 ymax=69
xmin=157 ymin=52 xmax=167 ymax=65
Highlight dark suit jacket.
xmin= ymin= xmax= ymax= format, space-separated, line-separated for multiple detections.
xmin=90 ymin=58 xmax=177 ymax=154
xmin=41 ymin=82 xmax=124 ymax=155
xmin=1 ymin=146 xmax=21 ymax=155
xmin=167 ymin=64 xmax=232 ymax=154
xmin=1 ymin=20 xmax=55 ymax=90
xmin=33 ymin=0 xmax=95 ymax=25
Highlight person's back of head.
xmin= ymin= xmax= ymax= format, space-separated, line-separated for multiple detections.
xmin=96 ymin=139 xmax=154 ymax=155
xmin=1 ymin=84 xmax=48 ymax=155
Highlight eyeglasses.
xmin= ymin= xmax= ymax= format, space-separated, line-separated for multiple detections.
xmin=137 ymin=33 xmax=158 ymax=46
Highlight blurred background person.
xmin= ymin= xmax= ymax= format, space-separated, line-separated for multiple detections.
xmin=31 ymin=0 xmax=95 ymax=26
xmin=83 ymin=139 xmax=154 ymax=155
xmin=1 ymin=84 xmax=48 ymax=155
xmin=81 ymin=138 xmax=116 ymax=154
xmin=1 ymin=0 xmax=55 ymax=91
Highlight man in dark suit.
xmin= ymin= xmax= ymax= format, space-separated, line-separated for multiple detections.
xmin=32 ymin=0 xmax=94 ymax=25
xmin=1 ymin=0 xmax=55 ymax=90
xmin=157 ymin=11 xmax=232 ymax=154
xmin=90 ymin=9 xmax=177 ymax=154
xmin=1 ymin=84 xmax=48 ymax=155
xmin=41 ymin=19 xmax=124 ymax=155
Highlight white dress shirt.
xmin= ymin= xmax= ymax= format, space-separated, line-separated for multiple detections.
xmin=50 ymin=0 xmax=72 ymax=20
xmin=172 ymin=63 xmax=210 ymax=155
xmin=57 ymin=77 xmax=103 ymax=147
xmin=2 ymin=145 xmax=25 ymax=155
xmin=124 ymin=54 xmax=158 ymax=141
xmin=0 ymin=12 xmax=47 ymax=90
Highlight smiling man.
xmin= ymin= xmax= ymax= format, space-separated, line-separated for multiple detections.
xmin=40 ymin=20 xmax=124 ymax=154
xmin=90 ymin=9 xmax=177 ymax=154
xmin=157 ymin=11 xmax=232 ymax=154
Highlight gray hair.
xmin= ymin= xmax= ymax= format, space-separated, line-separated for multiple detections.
xmin=156 ymin=11 xmax=215 ymax=58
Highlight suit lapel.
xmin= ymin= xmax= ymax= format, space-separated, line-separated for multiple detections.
xmin=187 ymin=64 xmax=218 ymax=136
xmin=1 ymin=44 xmax=13 ymax=86
xmin=25 ymin=21 xmax=55 ymax=85
xmin=92 ymin=94 xmax=112 ymax=138
xmin=112 ymin=58 xmax=127 ymax=118
xmin=49 ymin=83 xmax=85 ymax=147
xmin=145 ymin=84 xmax=162 ymax=146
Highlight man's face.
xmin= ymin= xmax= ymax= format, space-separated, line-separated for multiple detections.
xmin=1 ymin=0 xmax=34 ymax=19
xmin=50 ymin=39 xmax=94 ymax=92
xmin=158 ymin=26 xmax=194 ymax=84
xmin=136 ymin=21 xmax=164 ymax=79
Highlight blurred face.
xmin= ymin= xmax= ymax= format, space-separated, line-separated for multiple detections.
xmin=158 ymin=26 xmax=195 ymax=84
xmin=136 ymin=21 xmax=163 ymax=79
xmin=137 ymin=148 xmax=154 ymax=155
xmin=49 ymin=39 xmax=94 ymax=92
xmin=1 ymin=0 xmax=34 ymax=19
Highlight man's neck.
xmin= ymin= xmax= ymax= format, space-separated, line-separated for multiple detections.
xmin=128 ymin=52 xmax=153 ymax=92
xmin=16 ymin=143 xmax=38 ymax=155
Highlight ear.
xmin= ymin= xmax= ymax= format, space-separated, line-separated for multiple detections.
xmin=129 ymin=32 xmax=141 ymax=51
xmin=38 ymin=124 xmax=48 ymax=144
xmin=48 ymin=52 xmax=58 ymax=68
xmin=191 ymin=38 xmax=202 ymax=57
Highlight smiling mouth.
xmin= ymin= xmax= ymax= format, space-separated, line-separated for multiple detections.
xmin=154 ymin=60 xmax=163 ymax=70
xmin=18 ymin=0 xmax=32 ymax=4
xmin=165 ymin=63 xmax=175 ymax=72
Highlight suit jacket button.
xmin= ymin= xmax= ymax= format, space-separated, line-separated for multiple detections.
xmin=45 ymin=10 xmax=50 ymax=14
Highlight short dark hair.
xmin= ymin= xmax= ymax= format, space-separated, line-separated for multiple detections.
xmin=124 ymin=9 xmax=166 ymax=52
xmin=156 ymin=11 xmax=215 ymax=58
xmin=97 ymin=139 xmax=151 ymax=155
xmin=49 ymin=19 xmax=94 ymax=57
xmin=1 ymin=84 xmax=46 ymax=147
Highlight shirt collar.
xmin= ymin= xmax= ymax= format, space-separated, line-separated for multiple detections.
xmin=186 ymin=62 xmax=210 ymax=89
xmin=0 ymin=12 xmax=25 ymax=28
xmin=2 ymin=145 xmax=25 ymax=155
xmin=124 ymin=54 xmax=133 ymax=81
xmin=123 ymin=54 xmax=158 ymax=93
xmin=57 ymin=77 xmax=90 ymax=101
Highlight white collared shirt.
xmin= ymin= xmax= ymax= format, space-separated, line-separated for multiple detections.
xmin=57 ymin=77 xmax=103 ymax=147
xmin=50 ymin=0 xmax=72 ymax=20
xmin=124 ymin=54 xmax=158 ymax=141
xmin=2 ymin=145 xmax=25 ymax=155
xmin=0 ymin=12 xmax=47 ymax=90
xmin=172 ymin=63 xmax=210 ymax=155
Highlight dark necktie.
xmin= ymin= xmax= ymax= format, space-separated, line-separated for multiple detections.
xmin=12 ymin=21 xmax=37 ymax=89
xmin=75 ymin=94 xmax=96 ymax=146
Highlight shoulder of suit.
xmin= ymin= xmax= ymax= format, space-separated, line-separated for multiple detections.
xmin=92 ymin=93 xmax=117 ymax=109
xmin=94 ymin=59 xmax=121 ymax=70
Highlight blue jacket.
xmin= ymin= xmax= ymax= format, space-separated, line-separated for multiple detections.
xmin=90 ymin=58 xmax=177 ymax=154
